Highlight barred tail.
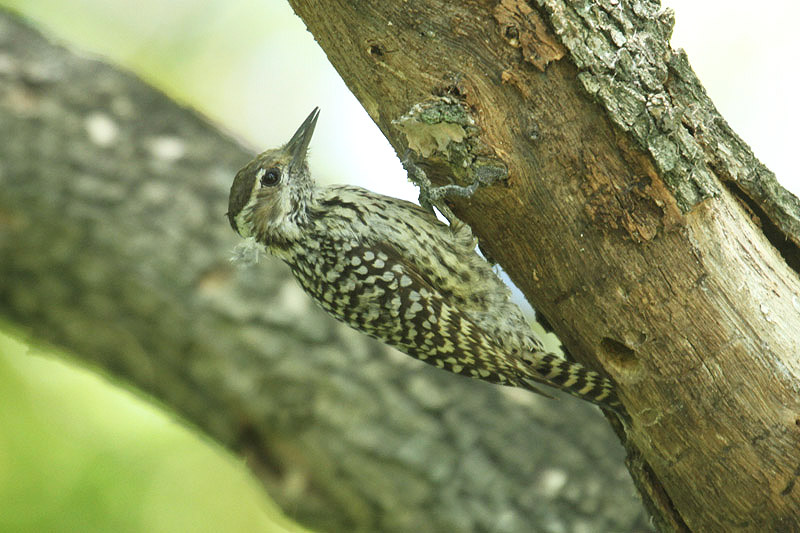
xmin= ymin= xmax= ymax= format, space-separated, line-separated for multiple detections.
xmin=525 ymin=352 xmax=624 ymax=414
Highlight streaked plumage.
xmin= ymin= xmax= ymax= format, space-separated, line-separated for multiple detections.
xmin=227 ymin=108 xmax=622 ymax=412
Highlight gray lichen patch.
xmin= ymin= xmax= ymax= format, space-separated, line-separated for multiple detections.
xmin=397 ymin=119 xmax=468 ymax=159
xmin=646 ymin=134 xmax=678 ymax=173
xmin=537 ymin=0 xmax=723 ymax=212
xmin=394 ymin=97 xmax=508 ymax=191
xmin=393 ymin=97 xmax=473 ymax=158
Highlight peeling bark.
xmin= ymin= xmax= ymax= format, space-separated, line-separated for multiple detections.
xmin=287 ymin=0 xmax=800 ymax=531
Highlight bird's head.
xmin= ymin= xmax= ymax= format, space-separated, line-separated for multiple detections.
xmin=227 ymin=107 xmax=319 ymax=242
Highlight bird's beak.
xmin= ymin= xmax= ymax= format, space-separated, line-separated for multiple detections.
xmin=285 ymin=107 xmax=319 ymax=174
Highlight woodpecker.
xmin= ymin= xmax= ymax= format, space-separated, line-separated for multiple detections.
xmin=227 ymin=108 xmax=623 ymax=413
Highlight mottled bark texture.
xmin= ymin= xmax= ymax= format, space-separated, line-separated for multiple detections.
xmin=0 ymin=10 xmax=650 ymax=533
xmin=285 ymin=0 xmax=800 ymax=531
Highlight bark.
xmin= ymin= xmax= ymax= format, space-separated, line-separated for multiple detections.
xmin=0 ymin=9 xmax=649 ymax=533
xmin=285 ymin=0 xmax=800 ymax=531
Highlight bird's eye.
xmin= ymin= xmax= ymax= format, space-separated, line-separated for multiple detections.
xmin=261 ymin=168 xmax=281 ymax=187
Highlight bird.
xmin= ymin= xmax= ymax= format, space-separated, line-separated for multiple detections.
xmin=227 ymin=107 xmax=623 ymax=414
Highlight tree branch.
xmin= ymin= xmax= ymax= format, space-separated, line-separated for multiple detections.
xmin=0 ymin=9 xmax=648 ymax=533
xmin=287 ymin=0 xmax=800 ymax=531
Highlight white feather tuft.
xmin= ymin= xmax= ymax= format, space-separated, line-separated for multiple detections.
xmin=230 ymin=237 xmax=263 ymax=266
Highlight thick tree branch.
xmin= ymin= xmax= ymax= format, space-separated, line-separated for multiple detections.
xmin=0 ymin=10 xmax=648 ymax=533
xmin=287 ymin=0 xmax=800 ymax=531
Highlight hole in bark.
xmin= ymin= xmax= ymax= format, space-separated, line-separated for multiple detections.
xmin=368 ymin=43 xmax=384 ymax=57
xmin=599 ymin=337 xmax=638 ymax=368
xmin=504 ymin=25 xmax=519 ymax=40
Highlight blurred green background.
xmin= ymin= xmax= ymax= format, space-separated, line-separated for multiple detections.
xmin=0 ymin=0 xmax=796 ymax=531
xmin=0 ymin=326 xmax=309 ymax=532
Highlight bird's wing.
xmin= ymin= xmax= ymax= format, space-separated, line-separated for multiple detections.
xmin=359 ymin=239 xmax=554 ymax=398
